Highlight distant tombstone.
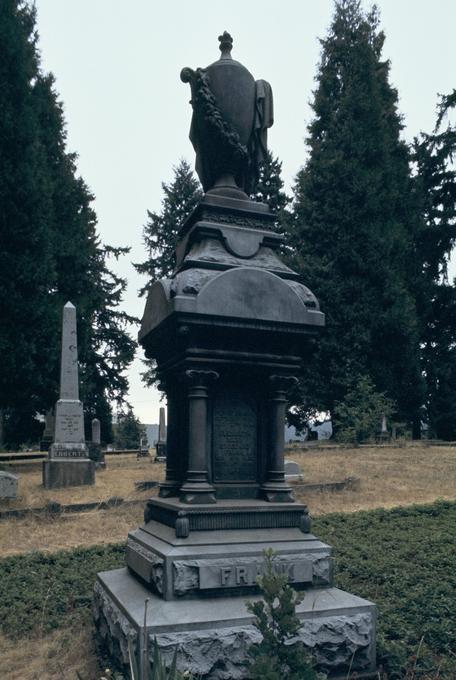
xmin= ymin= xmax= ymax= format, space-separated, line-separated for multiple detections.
xmin=0 ymin=471 xmax=18 ymax=499
xmin=138 ymin=435 xmax=150 ymax=458
xmin=155 ymin=407 xmax=167 ymax=460
xmin=89 ymin=417 xmax=105 ymax=469
xmin=42 ymin=302 xmax=95 ymax=488
xmin=92 ymin=418 xmax=101 ymax=444
xmin=40 ymin=409 xmax=55 ymax=451
xmin=378 ymin=414 xmax=389 ymax=443
xmin=284 ymin=459 xmax=304 ymax=481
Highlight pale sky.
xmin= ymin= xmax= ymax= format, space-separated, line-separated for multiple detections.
xmin=34 ymin=1 xmax=455 ymax=424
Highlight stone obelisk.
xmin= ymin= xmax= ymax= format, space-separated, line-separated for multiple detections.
xmin=42 ymin=302 xmax=95 ymax=488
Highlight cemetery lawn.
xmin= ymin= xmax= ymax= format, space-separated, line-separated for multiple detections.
xmin=0 ymin=500 xmax=454 ymax=679
xmin=0 ymin=444 xmax=455 ymax=556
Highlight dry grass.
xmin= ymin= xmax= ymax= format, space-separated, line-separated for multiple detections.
xmin=2 ymin=453 xmax=165 ymax=509
xmin=288 ymin=443 xmax=456 ymax=514
xmin=0 ymin=620 xmax=100 ymax=680
xmin=0 ymin=445 xmax=455 ymax=558
xmin=0 ymin=504 xmax=144 ymax=557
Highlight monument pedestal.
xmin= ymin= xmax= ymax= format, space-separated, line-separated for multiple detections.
xmin=42 ymin=458 xmax=95 ymax=488
xmin=94 ymin=517 xmax=376 ymax=677
xmin=94 ymin=566 xmax=376 ymax=679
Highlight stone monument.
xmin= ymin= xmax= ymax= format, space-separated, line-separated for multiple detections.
xmin=42 ymin=302 xmax=95 ymax=488
xmin=94 ymin=34 xmax=376 ymax=678
xmin=155 ymin=406 xmax=167 ymax=460
xmin=88 ymin=417 xmax=105 ymax=469
xmin=284 ymin=459 xmax=304 ymax=481
xmin=0 ymin=471 xmax=18 ymax=499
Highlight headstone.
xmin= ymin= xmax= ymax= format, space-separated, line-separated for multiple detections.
xmin=378 ymin=413 xmax=389 ymax=442
xmin=40 ymin=409 xmax=55 ymax=451
xmin=155 ymin=406 xmax=167 ymax=460
xmin=138 ymin=435 xmax=150 ymax=458
xmin=0 ymin=471 xmax=18 ymax=499
xmin=92 ymin=418 xmax=101 ymax=444
xmin=42 ymin=303 xmax=95 ymax=488
xmin=88 ymin=417 xmax=105 ymax=469
xmin=94 ymin=35 xmax=376 ymax=679
xmin=284 ymin=459 xmax=304 ymax=481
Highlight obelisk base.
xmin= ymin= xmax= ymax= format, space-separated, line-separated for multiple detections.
xmin=94 ymin=567 xmax=377 ymax=679
xmin=42 ymin=458 xmax=95 ymax=488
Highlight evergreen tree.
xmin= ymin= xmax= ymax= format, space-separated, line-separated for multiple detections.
xmin=114 ymin=408 xmax=146 ymax=450
xmin=31 ymin=73 xmax=136 ymax=443
xmin=135 ymin=160 xmax=202 ymax=297
xmin=413 ymin=91 xmax=456 ymax=438
xmin=0 ymin=2 xmax=136 ymax=445
xmin=287 ymin=0 xmax=424 ymax=433
xmin=253 ymin=151 xmax=291 ymax=228
xmin=0 ymin=0 xmax=56 ymax=445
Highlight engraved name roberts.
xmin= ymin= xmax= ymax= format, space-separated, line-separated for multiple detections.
xmin=199 ymin=559 xmax=312 ymax=589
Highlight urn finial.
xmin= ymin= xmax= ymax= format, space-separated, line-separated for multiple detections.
xmin=218 ymin=31 xmax=233 ymax=59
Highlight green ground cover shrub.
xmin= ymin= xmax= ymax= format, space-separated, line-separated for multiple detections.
xmin=314 ymin=500 xmax=456 ymax=677
xmin=0 ymin=501 xmax=454 ymax=677
xmin=0 ymin=543 xmax=124 ymax=638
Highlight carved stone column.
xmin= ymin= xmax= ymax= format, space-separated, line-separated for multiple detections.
xmin=180 ymin=369 xmax=218 ymax=504
xmin=261 ymin=375 xmax=297 ymax=503
xmin=158 ymin=381 xmax=180 ymax=498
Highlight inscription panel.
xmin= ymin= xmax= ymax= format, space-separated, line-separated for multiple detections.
xmin=54 ymin=401 xmax=85 ymax=443
xmin=199 ymin=559 xmax=313 ymax=590
xmin=213 ymin=393 xmax=257 ymax=482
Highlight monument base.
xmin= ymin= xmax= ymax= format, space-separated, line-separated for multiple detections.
xmin=42 ymin=459 xmax=95 ymax=488
xmin=94 ymin=567 xmax=377 ymax=679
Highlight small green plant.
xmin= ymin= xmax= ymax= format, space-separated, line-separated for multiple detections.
xmin=247 ymin=549 xmax=323 ymax=680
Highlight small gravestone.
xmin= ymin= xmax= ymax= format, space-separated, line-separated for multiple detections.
xmin=378 ymin=414 xmax=389 ymax=443
xmin=42 ymin=303 xmax=95 ymax=488
xmin=284 ymin=459 xmax=304 ymax=481
xmin=89 ymin=417 xmax=105 ymax=469
xmin=155 ymin=406 xmax=167 ymax=460
xmin=0 ymin=471 xmax=18 ymax=499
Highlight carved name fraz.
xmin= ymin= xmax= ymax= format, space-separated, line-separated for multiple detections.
xmin=213 ymin=393 xmax=257 ymax=482
xmin=199 ymin=559 xmax=312 ymax=589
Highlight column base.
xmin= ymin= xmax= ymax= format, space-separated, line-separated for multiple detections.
xmin=260 ymin=482 xmax=294 ymax=503
xmin=158 ymin=481 xmax=181 ymax=498
xmin=179 ymin=482 xmax=217 ymax=505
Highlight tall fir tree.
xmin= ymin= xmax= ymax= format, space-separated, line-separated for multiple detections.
xmin=135 ymin=159 xmax=203 ymax=297
xmin=31 ymin=73 xmax=137 ymax=443
xmin=287 ymin=0 xmax=424 ymax=434
xmin=0 ymin=0 xmax=56 ymax=444
xmin=0 ymin=1 xmax=136 ymax=445
xmin=253 ymin=151 xmax=291 ymax=229
xmin=413 ymin=91 xmax=456 ymax=438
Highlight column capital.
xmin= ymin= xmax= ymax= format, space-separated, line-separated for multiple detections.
xmin=184 ymin=369 xmax=219 ymax=388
